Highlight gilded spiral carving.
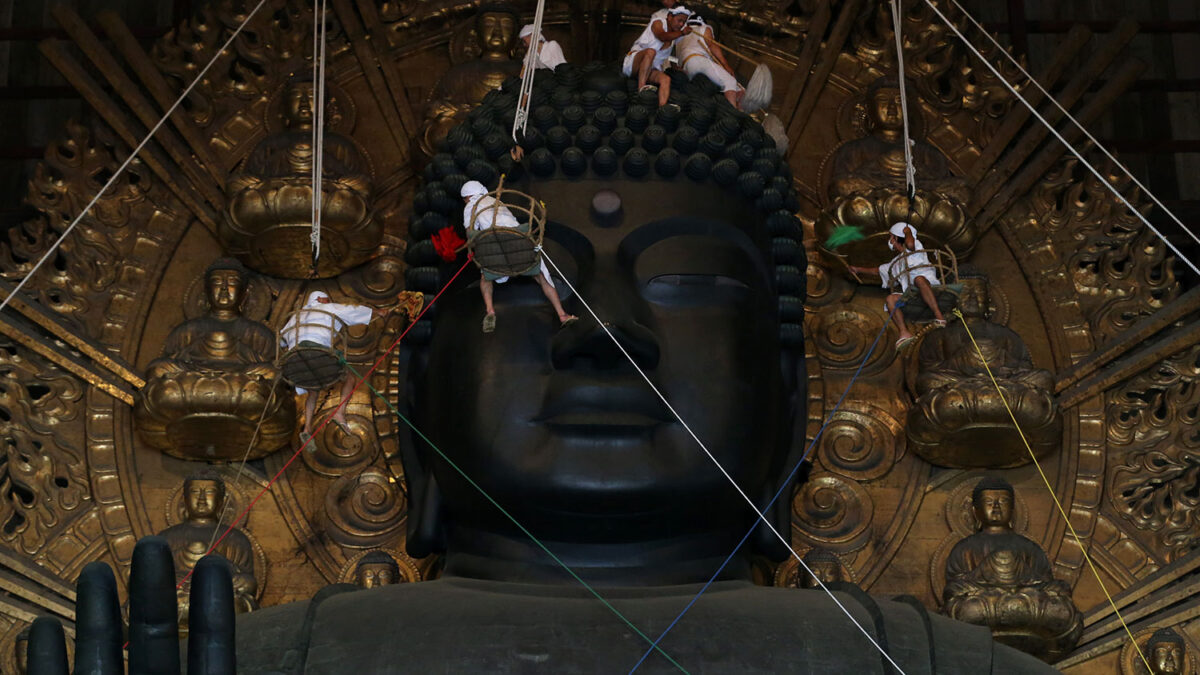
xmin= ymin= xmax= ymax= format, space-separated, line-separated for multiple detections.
xmin=791 ymin=472 xmax=873 ymax=551
xmin=811 ymin=304 xmax=895 ymax=373
xmin=323 ymin=468 xmax=407 ymax=548
xmin=817 ymin=402 xmax=903 ymax=481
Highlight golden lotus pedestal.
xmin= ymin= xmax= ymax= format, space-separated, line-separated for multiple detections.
xmin=136 ymin=372 xmax=295 ymax=461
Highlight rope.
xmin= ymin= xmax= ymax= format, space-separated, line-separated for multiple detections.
xmin=628 ymin=303 xmax=901 ymax=674
xmin=538 ymin=248 xmax=908 ymax=674
xmin=511 ymin=0 xmax=548 ymax=142
xmin=921 ymin=0 xmax=1200 ymax=279
xmin=207 ymin=371 xmax=284 ymax=552
xmin=946 ymin=0 xmax=1200 ymax=254
xmin=951 ymin=308 xmax=1152 ymax=672
xmin=0 ymin=0 xmax=271 ymax=314
xmin=890 ymin=0 xmax=917 ymax=198
xmin=341 ymin=362 xmax=690 ymax=673
xmin=175 ymin=257 xmax=474 ymax=593
xmin=310 ymin=0 xmax=330 ymax=271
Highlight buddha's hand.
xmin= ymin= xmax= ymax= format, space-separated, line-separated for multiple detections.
xmin=26 ymin=536 xmax=238 ymax=675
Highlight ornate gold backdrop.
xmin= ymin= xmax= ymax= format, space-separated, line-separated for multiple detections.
xmin=0 ymin=1 xmax=1195 ymax=672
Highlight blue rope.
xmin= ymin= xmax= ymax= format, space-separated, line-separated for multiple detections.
xmin=627 ymin=303 xmax=900 ymax=673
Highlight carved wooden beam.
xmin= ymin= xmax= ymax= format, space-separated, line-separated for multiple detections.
xmin=0 ymin=280 xmax=143 ymax=405
xmin=968 ymin=18 xmax=1138 ymax=216
xmin=778 ymin=0 xmax=832 ymax=123
xmin=49 ymin=6 xmax=226 ymax=211
xmin=975 ymin=58 xmax=1146 ymax=233
xmin=331 ymin=0 xmax=414 ymax=164
xmin=785 ymin=0 xmax=864 ymax=142
xmin=1057 ymin=548 xmax=1200 ymax=668
xmin=94 ymin=9 xmax=230 ymax=187
xmin=1057 ymin=317 xmax=1200 ymax=410
xmin=37 ymin=39 xmax=221 ymax=232
xmin=1056 ymin=285 xmax=1200 ymax=394
xmin=967 ymin=24 xmax=1092 ymax=183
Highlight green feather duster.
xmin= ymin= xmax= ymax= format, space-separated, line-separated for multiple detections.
xmin=825 ymin=224 xmax=865 ymax=249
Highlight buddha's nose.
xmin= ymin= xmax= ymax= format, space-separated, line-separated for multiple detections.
xmin=551 ymin=315 xmax=660 ymax=372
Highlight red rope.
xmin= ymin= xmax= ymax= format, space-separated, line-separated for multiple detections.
xmin=178 ymin=256 xmax=473 ymax=590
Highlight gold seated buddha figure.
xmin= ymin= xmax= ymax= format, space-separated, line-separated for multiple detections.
xmin=159 ymin=472 xmax=261 ymax=632
xmin=906 ymin=268 xmax=1061 ymax=468
xmin=136 ymin=258 xmax=294 ymax=461
xmin=223 ymin=76 xmax=380 ymax=279
xmin=818 ymin=76 xmax=976 ymax=265
xmin=943 ymin=477 xmax=1082 ymax=661
xmin=419 ymin=3 xmax=521 ymax=158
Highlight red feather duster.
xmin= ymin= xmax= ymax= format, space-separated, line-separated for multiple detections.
xmin=431 ymin=227 xmax=466 ymax=262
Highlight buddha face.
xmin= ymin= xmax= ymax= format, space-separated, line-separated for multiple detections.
xmin=869 ymin=87 xmax=904 ymax=133
xmin=957 ymin=277 xmax=991 ymax=319
xmin=799 ymin=557 xmax=843 ymax=588
xmin=477 ymin=12 xmax=517 ymax=55
xmin=184 ymin=479 xmax=224 ymax=520
xmin=284 ymin=82 xmax=316 ymax=127
xmin=1150 ymin=638 xmax=1183 ymax=674
xmin=206 ymin=268 xmax=244 ymax=313
xmin=356 ymin=562 xmax=400 ymax=588
xmin=974 ymin=489 xmax=1013 ymax=529
xmin=418 ymin=180 xmax=789 ymax=543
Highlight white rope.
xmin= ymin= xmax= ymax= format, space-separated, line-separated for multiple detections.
xmin=921 ymin=0 xmax=1200 ymax=278
xmin=947 ymin=0 xmax=1200 ymax=253
xmin=537 ymin=248 xmax=908 ymax=675
xmin=511 ymin=0 xmax=548 ymax=143
xmin=0 ymin=0 xmax=270 ymax=314
xmin=310 ymin=0 xmax=329 ymax=269
xmin=890 ymin=0 xmax=917 ymax=197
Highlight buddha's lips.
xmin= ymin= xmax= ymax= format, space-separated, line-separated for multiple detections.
xmin=534 ymin=381 xmax=673 ymax=428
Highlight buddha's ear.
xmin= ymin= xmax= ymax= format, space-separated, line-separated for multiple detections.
xmin=752 ymin=348 xmax=808 ymax=560
xmin=396 ymin=349 xmax=447 ymax=558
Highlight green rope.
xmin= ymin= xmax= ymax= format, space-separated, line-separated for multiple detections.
xmin=340 ymin=361 xmax=690 ymax=673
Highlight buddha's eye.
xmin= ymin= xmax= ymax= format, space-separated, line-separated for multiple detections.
xmin=643 ymin=274 xmax=749 ymax=305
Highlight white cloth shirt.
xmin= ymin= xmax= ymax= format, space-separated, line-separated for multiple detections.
xmin=677 ymin=26 xmax=741 ymax=92
xmin=279 ymin=295 xmax=373 ymax=349
xmin=628 ymin=17 xmax=673 ymax=61
xmin=879 ymin=245 xmax=940 ymax=293
xmin=533 ymin=40 xmax=566 ymax=70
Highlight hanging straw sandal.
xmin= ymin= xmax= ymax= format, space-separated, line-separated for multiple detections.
xmin=482 ymin=313 xmax=497 ymax=333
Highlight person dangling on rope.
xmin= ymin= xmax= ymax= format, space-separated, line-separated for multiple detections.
xmin=623 ymin=6 xmax=691 ymax=109
xmin=676 ymin=15 xmax=744 ymax=110
xmin=460 ymin=181 xmax=577 ymax=333
xmin=281 ymin=291 xmax=392 ymax=443
xmin=847 ymin=222 xmax=948 ymax=350
xmin=519 ymin=23 xmax=566 ymax=75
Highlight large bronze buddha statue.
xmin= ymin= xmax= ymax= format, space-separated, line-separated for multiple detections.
xmin=29 ymin=67 xmax=1056 ymax=674
xmin=136 ymin=257 xmax=294 ymax=461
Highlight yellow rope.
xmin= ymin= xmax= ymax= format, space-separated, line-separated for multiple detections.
xmin=952 ymin=308 xmax=1151 ymax=671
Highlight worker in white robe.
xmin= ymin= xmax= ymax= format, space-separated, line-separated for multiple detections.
xmin=460 ymin=181 xmax=576 ymax=333
xmin=677 ymin=15 xmax=744 ymax=110
xmin=622 ymin=6 xmax=691 ymax=108
xmin=280 ymin=291 xmax=385 ymax=442
xmin=519 ymin=24 xmax=566 ymax=74
xmin=848 ymin=222 xmax=948 ymax=348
